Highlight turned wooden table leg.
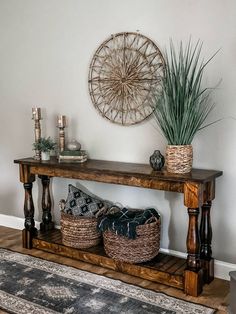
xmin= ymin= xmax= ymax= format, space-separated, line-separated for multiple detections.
xmin=184 ymin=207 xmax=203 ymax=296
xmin=39 ymin=175 xmax=54 ymax=231
xmin=22 ymin=182 xmax=37 ymax=249
xmin=19 ymin=164 xmax=37 ymax=249
xmin=184 ymin=182 xmax=204 ymax=296
xmin=186 ymin=207 xmax=201 ymax=270
xmin=200 ymin=201 xmax=214 ymax=283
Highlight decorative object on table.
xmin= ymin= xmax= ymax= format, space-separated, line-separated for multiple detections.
xmin=59 ymin=184 xmax=109 ymax=249
xmin=153 ymin=40 xmax=219 ymax=174
xmin=57 ymin=115 xmax=67 ymax=152
xmin=32 ymin=107 xmax=42 ymax=160
xmin=88 ymin=32 xmax=165 ymax=126
xmin=0 ymin=249 xmax=216 ymax=314
xmin=98 ymin=207 xmax=161 ymax=263
xmin=166 ymin=145 xmax=193 ymax=174
xmin=149 ymin=150 xmax=165 ymax=171
xmin=58 ymin=149 xmax=88 ymax=163
xmin=67 ymin=139 xmax=81 ymax=151
xmin=58 ymin=139 xmax=86 ymax=163
xmin=33 ymin=136 xmax=57 ymax=161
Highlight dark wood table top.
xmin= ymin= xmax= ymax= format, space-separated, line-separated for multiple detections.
xmin=14 ymin=157 xmax=223 ymax=184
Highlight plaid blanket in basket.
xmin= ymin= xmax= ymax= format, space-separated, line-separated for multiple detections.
xmin=98 ymin=207 xmax=160 ymax=239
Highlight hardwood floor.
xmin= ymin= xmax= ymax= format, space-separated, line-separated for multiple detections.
xmin=0 ymin=226 xmax=229 ymax=313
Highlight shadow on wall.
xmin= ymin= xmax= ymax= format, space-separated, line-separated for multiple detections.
xmin=75 ymin=181 xmax=113 ymax=206
xmin=31 ymin=177 xmax=55 ymax=224
xmin=165 ymin=191 xmax=187 ymax=253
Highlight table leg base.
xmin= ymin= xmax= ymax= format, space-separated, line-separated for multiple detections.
xmin=22 ymin=228 xmax=37 ymax=249
xmin=201 ymin=258 xmax=214 ymax=284
xmin=40 ymin=221 xmax=54 ymax=232
xmin=184 ymin=268 xmax=203 ymax=297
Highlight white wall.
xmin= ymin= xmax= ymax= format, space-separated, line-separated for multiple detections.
xmin=0 ymin=0 xmax=235 ymax=263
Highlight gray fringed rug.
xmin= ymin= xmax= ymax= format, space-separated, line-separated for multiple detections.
xmin=0 ymin=249 xmax=215 ymax=314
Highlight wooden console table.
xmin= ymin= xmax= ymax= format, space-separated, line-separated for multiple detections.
xmin=14 ymin=157 xmax=222 ymax=296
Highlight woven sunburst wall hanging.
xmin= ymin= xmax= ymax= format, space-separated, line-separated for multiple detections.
xmin=88 ymin=32 xmax=165 ymax=126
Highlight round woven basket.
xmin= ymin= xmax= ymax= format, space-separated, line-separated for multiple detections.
xmin=103 ymin=218 xmax=161 ymax=264
xmin=61 ymin=212 xmax=101 ymax=249
xmin=165 ymin=145 xmax=193 ymax=174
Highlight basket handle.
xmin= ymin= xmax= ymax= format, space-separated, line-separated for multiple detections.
xmin=105 ymin=204 xmax=122 ymax=215
xmin=95 ymin=206 xmax=108 ymax=218
xmin=59 ymin=199 xmax=66 ymax=211
xmin=145 ymin=215 xmax=159 ymax=224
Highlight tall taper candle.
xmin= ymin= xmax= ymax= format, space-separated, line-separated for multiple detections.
xmin=57 ymin=115 xmax=67 ymax=152
xmin=32 ymin=107 xmax=41 ymax=120
xmin=57 ymin=115 xmax=66 ymax=128
xmin=32 ymin=107 xmax=42 ymax=160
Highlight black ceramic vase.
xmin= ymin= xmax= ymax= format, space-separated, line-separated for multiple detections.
xmin=149 ymin=150 xmax=165 ymax=171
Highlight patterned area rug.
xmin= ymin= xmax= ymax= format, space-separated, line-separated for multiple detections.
xmin=0 ymin=249 xmax=215 ymax=314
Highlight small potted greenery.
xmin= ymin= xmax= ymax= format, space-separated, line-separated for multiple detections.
xmin=153 ymin=40 xmax=218 ymax=173
xmin=33 ymin=137 xmax=57 ymax=161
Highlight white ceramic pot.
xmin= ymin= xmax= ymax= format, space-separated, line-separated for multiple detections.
xmin=41 ymin=151 xmax=50 ymax=161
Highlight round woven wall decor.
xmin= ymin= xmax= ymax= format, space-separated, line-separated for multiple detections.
xmin=88 ymin=32 xmax=165 ymax=126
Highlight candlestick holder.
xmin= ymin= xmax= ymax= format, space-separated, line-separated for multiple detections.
xmin=32 ymin=107 xmax=42 ymax=160
xmin=57 ymin=115 xmax=67 ymax=152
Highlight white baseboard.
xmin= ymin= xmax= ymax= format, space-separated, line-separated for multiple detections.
xmin=0 ymin=214 xmax=60 ymax=230
xmin=1 ymin=214 xmax=235 ymax=281
xmin=0 ymin=214 xmax=41 ymax=230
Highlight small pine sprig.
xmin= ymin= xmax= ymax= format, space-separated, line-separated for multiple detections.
xmin=33 ymin=137 xmax=57 ymax=152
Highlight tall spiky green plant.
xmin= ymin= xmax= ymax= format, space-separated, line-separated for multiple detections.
xmin=153 ymin=40 xmax=217 ymax=145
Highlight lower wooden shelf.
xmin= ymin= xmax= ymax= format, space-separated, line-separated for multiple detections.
xmin=32 ymin=229 xmax=186 ymax=290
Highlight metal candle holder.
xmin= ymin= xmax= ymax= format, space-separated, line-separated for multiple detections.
xmin=57 ymin=115 xmax=67 ymax=152
xmin=32 ymin=107 xmax=42 ymax=160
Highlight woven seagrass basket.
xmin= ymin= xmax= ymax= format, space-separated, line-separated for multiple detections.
xmin=103 ymin=217 xmax=161 ymax=264
xmin=166 ymin=145 xmax=193 ymax=174
xmin=60 ymin=212 xmax=101 ymax=249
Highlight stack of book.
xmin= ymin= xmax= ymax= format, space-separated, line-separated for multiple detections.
xmin=58 ymin=150 xmax=88 ymax=163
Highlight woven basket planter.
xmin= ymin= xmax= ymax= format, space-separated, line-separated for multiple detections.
xmin=103 ymin=218 xmax=161 ymax=264
xmin=166 ymin=145 xmax=193 ymax=174
xmin=61 ymin=212 xmax=101 ymax=249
